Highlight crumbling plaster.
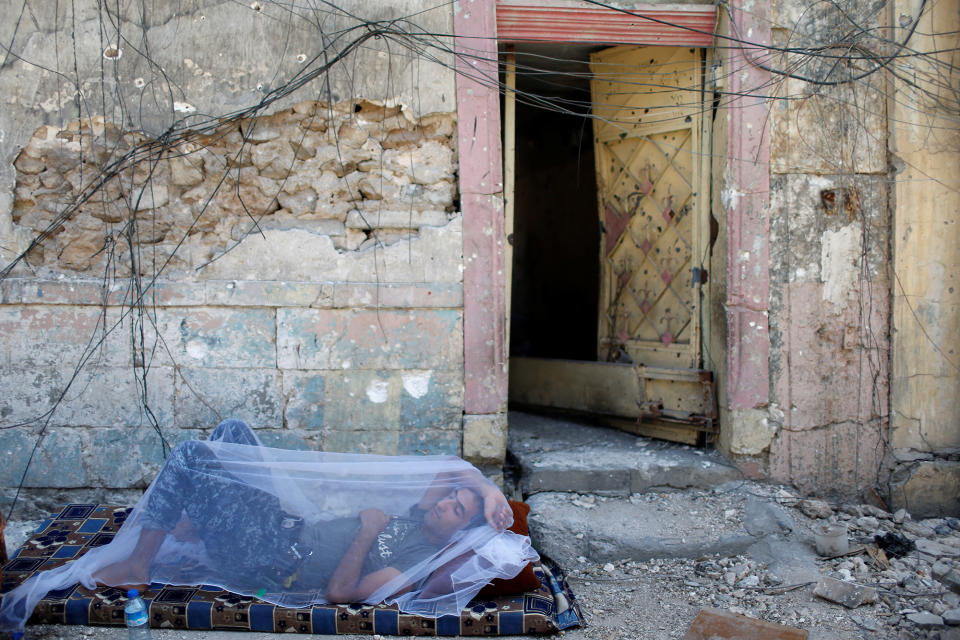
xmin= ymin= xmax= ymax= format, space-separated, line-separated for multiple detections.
xmin=0 ymin=0 xmax=483 ymax=508
xmin=717 ymin=0 xmax=895 ymax=501
xmin=887 ymin=0 xmax=960 ymax=515
xmin=0 ymin=0 xmax=455 ymax=254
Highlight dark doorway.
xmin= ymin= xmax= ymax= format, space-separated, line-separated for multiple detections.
xmin=505 ymin=44 xmax=601 ymax=362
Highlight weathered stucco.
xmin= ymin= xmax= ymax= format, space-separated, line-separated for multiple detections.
xmin=0 ymin=1 xmax=474 ymax=510
xmin=887 ymin=0 xmax=960 ymax=514
xmin=718 ymin=0 xmax=897 ymax=501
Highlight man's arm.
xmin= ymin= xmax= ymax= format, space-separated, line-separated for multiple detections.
xmin=416 ymin=469 xmax=512 ymax=531
xmin=325 ymin=509 xmax=408 ymax=603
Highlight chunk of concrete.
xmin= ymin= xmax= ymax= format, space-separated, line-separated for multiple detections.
xmin=813 ymin=576 xmax=878 ymax=608
xmin=933 ymin=561 xmax=960 ymax=594
xmin=906 ymin=612 xmax=944 ymax=627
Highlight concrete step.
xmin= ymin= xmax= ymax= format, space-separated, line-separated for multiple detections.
xmin=526 ymin=489 xmax=820 ymax=584
xmin=508 ymin=411 xmax=742 ymax=496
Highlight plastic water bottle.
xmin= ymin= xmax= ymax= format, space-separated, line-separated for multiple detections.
xmin=124 ymin=589 xmax=152 ymax=639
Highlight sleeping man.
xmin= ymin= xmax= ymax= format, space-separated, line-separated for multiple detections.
xmin=93 ymin=419 xmax=515 ymax=601
xmin=92 ymin=420 xmax=512 ymax=602
xmin=0 ymin=420 xmax=535 ymax=633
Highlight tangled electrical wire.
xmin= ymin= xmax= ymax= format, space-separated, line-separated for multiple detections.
xmin=0 ymin=0 xmax=956 ymax=521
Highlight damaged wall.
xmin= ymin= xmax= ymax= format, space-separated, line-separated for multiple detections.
xmin=0 ymin=0 xmax=472 ymax=509
xmin=717 ymin=0 xmax=894 ymax=500
xmin=887 ymin=0 xmax=960 ymax=516
xmin=719 ymin=0 xmax=958 ymax=514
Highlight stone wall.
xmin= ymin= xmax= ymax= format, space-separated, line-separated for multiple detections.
xmin=716 ymin=0 xmax=893 ymax=500
xmin=0 ymin=0 xmax=472 ymax=514
xmin=0 ymin=100 xmax=467 ymax=510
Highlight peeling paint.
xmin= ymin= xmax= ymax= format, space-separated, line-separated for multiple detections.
xmin=820 ymin=224 xmax=861 ymax=312
xmin=365 ymin=379 xmax=389 ymax=404
xmin=402 ymin=371 xmax=431 ymax=398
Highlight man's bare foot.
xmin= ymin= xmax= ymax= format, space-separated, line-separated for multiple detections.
xmin=93 ymin=562 xmax=150 ymax=593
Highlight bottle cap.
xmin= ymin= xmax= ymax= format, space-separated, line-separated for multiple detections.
xmin=127 ymin=588 xmax=139 ymax=598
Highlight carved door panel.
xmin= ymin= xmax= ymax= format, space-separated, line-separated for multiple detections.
xmin=591 ymin=45 xmax=707 ymax=369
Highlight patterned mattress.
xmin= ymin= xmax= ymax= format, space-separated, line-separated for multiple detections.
xmin=1 ymin=504 xmax=583 ymax=635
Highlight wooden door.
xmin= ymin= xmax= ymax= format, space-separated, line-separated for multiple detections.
xmin=590 ymin=45 xmax=708 ymax=369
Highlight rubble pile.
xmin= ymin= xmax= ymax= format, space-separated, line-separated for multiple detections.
xmin=561 ymin=485 xmax=960 ymax=639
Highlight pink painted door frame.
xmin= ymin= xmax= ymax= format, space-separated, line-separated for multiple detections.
xmin=454 ymin=0 xmax=770 ymax=416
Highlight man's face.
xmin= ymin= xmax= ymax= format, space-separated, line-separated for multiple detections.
xmin=424 ymin=488 xmax=482 ymax=540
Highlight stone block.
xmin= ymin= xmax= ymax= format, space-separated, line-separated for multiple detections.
xmin=54 ymin=365 xmax=175 ymax=428
xmin=277 ymin=308 xmax=462 ymax=370
xmin=204 ymin=280 xmax=333 ymax=308
xmin=156 ymin=307 xmax=276 ymax=368
xmin=86 ymin=427 xmax=184 ymax=487
xmin=14 ymin=278 xmax=105 ymax=305
xmin=889 ymin=461 xmax=960 ymax=518
xmin=399 ymin=371 xmax=463 ymax=429
xmin=323 ymin=370 xmax=400 ymax=430
xmin=813 ymin=576 xmax=878 ymax=608
xmin=322 ymin=429 xmax=398 ymax=455
xmin=933 ymin=561 xmax=960 ymax=594
xmin=0 ymin=427 xmax=87 ymax=488
xmin=253 ymin=430 xmax=317 ymax=451
xmin=0 ymin=278 xmax=22 ymax=303
xmin=0 ymin=305 xmax=130 ymax=368
xmin=723 ymin=408 xmax=777 ymax=456
xmin=0 ymin=367 xmax=67 ymax=427
xmin=331 ymin=283 xmax=462 ymax=308
xmin=399 ymin=429 xmax=461 ymax=456
xmin=340 ymin=218 xmax=463 ymax=283
xmin=175 ymin=368 xmax=282 ymax=429
xmin=282 ymin=371 xmax=326 ymax=430
xmin=462 ymin=413 xmax=507 ymax=465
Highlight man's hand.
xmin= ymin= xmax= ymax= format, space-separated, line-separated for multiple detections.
xmin=359 ymin=508 xmax=391 ymax=535
xmin=484 ymin=493 xmax=512 ymax=531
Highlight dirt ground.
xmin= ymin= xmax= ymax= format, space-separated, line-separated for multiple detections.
xmin=6 ymin=486 xmax=960 ymax=640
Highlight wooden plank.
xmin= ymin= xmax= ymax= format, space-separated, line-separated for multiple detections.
xmin=602 ymin=416 xmax=699 ymax=445
xmin=684 ymin=607 xmax=808 ymax=640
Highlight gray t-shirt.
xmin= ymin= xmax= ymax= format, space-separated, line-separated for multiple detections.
xmin=296 ymin=509 xmax=440 ymax=591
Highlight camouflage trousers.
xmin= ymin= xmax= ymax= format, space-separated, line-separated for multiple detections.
xmin=138 ymin=420 xmax=301 ymax=586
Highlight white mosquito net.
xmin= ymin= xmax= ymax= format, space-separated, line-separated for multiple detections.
xmin=0 ymin=420 xmax=538 ymax=632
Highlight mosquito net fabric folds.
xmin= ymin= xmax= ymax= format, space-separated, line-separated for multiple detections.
xmin=0 ymin=420 xmax=538 ymax=632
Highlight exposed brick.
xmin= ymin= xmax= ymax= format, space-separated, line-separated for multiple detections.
xmin=277 ymin=308 xmax=462 ymax=370
xmin=175 ymin=368 xmax=282 ymax=429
